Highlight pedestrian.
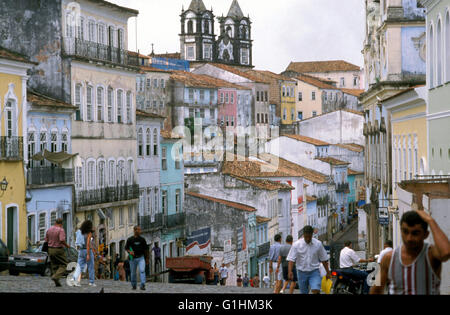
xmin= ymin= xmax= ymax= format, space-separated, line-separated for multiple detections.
xmin=287 ymin=225 xmax=331 ymax=294
xmin=72 ymin=225 xmax=86 ymax=285
xmin=44 ymin=218 xmax=70 ymax=287
xmin=236 ymin=274 xmax=243 ymax=287
xmin=213 ymin=263 xmax=219 ymax=285
xmin=243 ymin=273 xmax=249 ymax=287
xmin=370 ymin=210 xmax=450 ymax=295
xmin=71 ymin=220 xmax=96 ymax=287
xmin=125 ymin=225 xmax=149 ymax=290
xmin=113 ymin=253 xmax=120 ymax=278
xmin=268 ymin=234 xmax=283 ymax=293
xmin=263 ymin=274 xmax=270 ymax=288
xmin=152 ymin=242 xmax=162 ymax=274
xmin=339 ymin=240 xmax=374 ymax=294
xmin=98 ymin=254 xmax=106 ymax=280
xmin=276 ymin=235 xmax=297 ymax=294
xmin=118 ymin=260 xmax=126 ymax=281
xmin=219 ymin=263 xmax=228 ymax=286
xmin=124 ymin=258 xmax=131 ymax=281
xmin=377 ymin=240 xmax=393 ymax=264
xmin=252 ymin=274 xmax=260 ymax=288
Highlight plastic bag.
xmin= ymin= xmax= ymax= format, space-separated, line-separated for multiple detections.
xmin=321 ymin=277 xmax=333 ymax=294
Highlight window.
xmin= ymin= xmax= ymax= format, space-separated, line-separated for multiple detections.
xmin=146 ymin=78 xmax=151 ymax=89
xmin=75 ymin=84 xmax=82 ymax=121
xmin=77 ymin=17 xmax=84 ymax=39
xmin=264 ymin=91 xmax=268 ymax=102
xmin=175 ymin=189 xmax=181 ymax=213
xmin=283 ymin=109 xmax=287 ymax=120
xmin=265 ymin=114 xmax=268 ymax=124
xmin=430 ymin=25 xmax=435 ymax=88
xmin=187 ymin=46 xmax=195 ymax=60
xmin=98 ymin=23 xmax=106 ymax=44
xmin=231 ymin=116 xmax=235 ymax=127
xmin=138 ymin=128 xmax=143 ymax=156
xmin=109 ymin=209 xmax=115 ymax=229
xmin=187 ymin=20 xmax=193 ymax=33
xmin=340 ymin=77 xmax=345 ymax=87
xmin=119 ymin=207 xmax=124 ymax=226
xmin=298 ymin=92 xmax=302 ymax=101
xmin=28 ymin=132 xmax=36 ymax=167
xmin=282 ymin=86 xmax=286 ymax=97
xmin=76 ymin=162 xmax=83 ymax=189
xmin=298 ymin=111 xmax=303 ymax=120
xmin=230 ymin=93 xmax=234 ymax=104
xmin=98 ymin=161 xmax=106 ymax=188
xmin=241 ymin=48 xmax=249 ymax=65
xmin=39 ymin=213 xmax=46 ymax=241
xmin=107 ymin=87 xmax=113 ymax=122
xmin=200 ymin=108 xmax=205 ymax=118
xmin=88 ymin=20 xmax=96 ymax=42
xmin=257 ymin=113 xmax=260 ymax=123
xmin=97 ymin=87 xmax=104 ymax=121
xmin=200 ymin=90 xmax=205 ymax=101
xmin=128 ymin=205 xmax=134 ymax=225
xmin=117 ymin=160 xmax=125 ymax=186
xmin=146 ymin=129 xmax=151 ymax=156
xmin=50 ymin=211 xmax=57 ymax=226
xmin=162 ymin=147 xmax=167 ymax=170
xmin=154 ymin=188 xmax=159 ymax=215
xmin=175 ymin=146 xmax=181 ymax=169
xmin=108 ymin=160 xmax=115 ymax=187
xmin=87 ymin=161 xmax=95 ymax=188
xmin=446 ymin=12 xmax=450 ymax=82
xmin=353 ymin=76 xmax=358 ymax=87
xmin=66 ymin=13 xmax=74 ymax=38
xmin=128 ymin=160 xmax=133 ymax=184
xmin=117 ymin=29 xmax=124 ymax=49
xmin=203 ymin=44 xmax=212 ymax=60
xmin=291 ymin=109 xmax=295 ymax=121
xmin=126 ymin=92 xmax=132 ymax=123
xmin=209 ymin=109 xmax=215 ymax=121
xmin=189 ymin=89 xmax=194 ymax=101
xmin=161 ymin=79 xmax=165 ymax=89
xmin=162 ymin=190 xmax=168 ymax=214
xmin=256 ymin=91 xmax=260 ymax=102
xmin=312 ymin=92 xmax=316 ymax=100
xmin=86 ymin=86 xmax=93 ymax=121
xmin=117 ymin=90 xmax=123 ymax=123
xmin=50 ymin=131 xmax=58 ymax=152
xmin=437 ymin=19 xmax=443 ymax=86
xmin=312 ymin=111 xmax=317 ymax=117
xmin=153 ymin=129 xmax=158 ymax=156
xmin=39 ymin=131 xmax=47 ymax=153
xmin=225 ymin=93 xmax=229 ymax=104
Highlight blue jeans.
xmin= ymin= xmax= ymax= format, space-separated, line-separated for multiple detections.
xmin=130 ymin=256 xmax=146 ymax=287
xmin=73 ymin=249 xmax=95 ymax=284
xmin=343 ymin=268 xmax=370 ymax=294
xmin=297 ymin=269 xmax=322 ymax=294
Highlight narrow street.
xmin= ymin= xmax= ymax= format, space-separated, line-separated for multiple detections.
xmin=0 ymin=274 xmax=273 ymax=294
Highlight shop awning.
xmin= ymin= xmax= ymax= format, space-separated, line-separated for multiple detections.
xmin=31 ymin=150 xmax=80 ymax=168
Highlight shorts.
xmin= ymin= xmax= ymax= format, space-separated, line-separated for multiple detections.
xmin=297 ymin=269 xmax=322 ymax=294
xmin=282 ymin=266 xmax=298 ymax=282
xmin=273 ymin=262 xmax=283 ymax=281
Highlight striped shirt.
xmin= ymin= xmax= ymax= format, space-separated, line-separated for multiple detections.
xmin=388 ymin=243 xmax=440 ymax=295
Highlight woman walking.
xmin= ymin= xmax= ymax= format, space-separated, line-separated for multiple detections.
xmin=118 ymin=260 xmax=126 ymax=281
xmin=213 ymin=263 xmax=219 ymax=285
xmin=71 ymin=220 xmax=96 ymax=287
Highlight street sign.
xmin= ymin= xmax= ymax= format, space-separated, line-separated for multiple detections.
xmin=379 ymin=217 xmax=389 ymax=225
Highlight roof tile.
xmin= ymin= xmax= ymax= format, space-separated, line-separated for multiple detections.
xmin=287 ymin=60 xmax=361 ymax=73
xmin=186 ymin=191 xmax=256 ymax=212
xmin=281 ymin=134 xmax=330 ymax=146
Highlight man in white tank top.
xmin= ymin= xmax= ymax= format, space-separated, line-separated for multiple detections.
xmin=370 ymin=210 xmax=450 ymax=295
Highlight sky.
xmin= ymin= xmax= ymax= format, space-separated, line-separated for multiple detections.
xmin=110 ymin=0 xmax=366 ymax=74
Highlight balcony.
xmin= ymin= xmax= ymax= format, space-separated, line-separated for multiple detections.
xmin=27 ymin=167 xmax=74 ymax=186
xmin=139 ymin=213 xmax=164 ymax=232
xmin=257 ymin=241 xmax=270 ymax=258
xmin=166 ymin=212 xmax=186 ymax=229
xmin=336 ymin=182 xmax=350 ymax=193
xmin=76 ymin=184 xmax=139 ymax=208
xmin=0 ymin=137 xmax=23 ymax=160
xmin=63 ymin=38 xmax=139 ymax=67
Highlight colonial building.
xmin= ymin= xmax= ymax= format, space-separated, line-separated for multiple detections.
xmin=360 ymin=0 xmax=426 ymax=256
xmin=26 ymin=90 xmax=78 ymax=250
xmin=0 ymin=47 xmax=35 ymax=254
xmin=180 ymin=0 xmax=253 ymax=69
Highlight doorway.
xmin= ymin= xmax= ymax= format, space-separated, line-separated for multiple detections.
xmin=7 ymin=207 xmax=18 ymax=254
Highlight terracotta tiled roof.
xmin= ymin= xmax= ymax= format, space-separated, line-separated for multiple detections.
xmin=136 ymin=110 xmax=166 ymax=119
xmin=208 ymin=63 xmax=270 ymax=84
xmin=89 ymin=0 xmax=138 ymax=15
xmin=247 ymin=70 xmax=296 ymax=83
xmin=348 ymin=169 xmax=364 ymax=175
xmin=340 ymin=88 xmax=365 ymax=97
xmin=281 ymin=134 xmax=330 ymax=146
xmin=0 ymin=46 xmax=36 ymax=65
xmin=342 ymin=108 xmax=364 ymax=116
xmin=171 ymin=71 xmax=249 ymax=90
xmin=151 ymin=52 xmax=181 ymax=59
xmin=315 ymin=157 xmax=350 ymax=166
xmin=161 ymin=130 xmax=183 ymax=139
xmin=186 ymin=191 xmax=256 ymax=212
xmin=27 ymin=90 xmax=76 ymax=109
xmin=333 ymin=143 xmax=364 ymax=153
xmin=286 ymin=60 xmax=361 ymax=73
xmin=256 ymin=216 xmax=271 ymax=224
xmin=306 ymin=195 xmax=317 ymax=202
xmin=295 ymin=73 xmax=339 ymax=90
xmin=230 ymin=175 xmax=294 ymax=191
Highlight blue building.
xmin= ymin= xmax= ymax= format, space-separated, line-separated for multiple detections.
xmin=255 ymin=216 xmax=270 ymax=287
xmin=159 ymin=129 xmax=186 ymax=281
xmin=25 ymin=90 xmax=78 ymax=246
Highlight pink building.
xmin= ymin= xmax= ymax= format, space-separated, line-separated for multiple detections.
xmin=218 ymin=88 xmax=238 ymax=128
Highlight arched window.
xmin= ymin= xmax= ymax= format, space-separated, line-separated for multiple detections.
xmin=138 ymin=128 xmax=143 ymax=156
xmin=87 ymin=160 xmax=95 ymax=189
xmin=153 ymin=129 xmax=158 ymax=156
xmin=97 ymin=86 xmax=104 ymax=122
xmin=75 ymin=84 xmax=83 ymax=121
xmin=128 ymin=159 xmax=134 ymax=184
xmin=117 ymin=90 xmax=123 ymax=123
xmin=446 ymin=11 xmax=450 ymax=82
xmin=126 ymin=91 xmax=132 ymax=123
xmin=117 ymin=160 xmax=125 ymax=186
xmin=98 ymin=160 xmax=106 ymax=188
xmin=204 ymin=20 xmax=209 ymax=34
xmin=437 ymin=19 xmax=443 ymax=86
xmin=61 ymin=131 xmax=68 ymax=152
xmin=430 ymin=24 xmax=435 ymax=88
xmin=108 ymin=160 xmax=115 ymax=187
xmin=76 ymin=160 xmax=84 ymax=189
xmin=27 ymin=131 xmax=36 ymax=168
xmin=187 ymin=20 xmax=193 ymax=34
xmin=50 ymin=129 xmax=58 ymax=152
xmin=86 ymin=85 xmax=93 ymax=121
xmin=5 ymin=100 xmax=16 ymax=137
xmin=146 ymin=129 xmax=151 ymax=156
xmin=107 ymin=87 xmax=114 ymax=122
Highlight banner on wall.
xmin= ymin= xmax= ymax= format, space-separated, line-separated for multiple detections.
xmin=185 ymin=227 xmax=211 ymax=256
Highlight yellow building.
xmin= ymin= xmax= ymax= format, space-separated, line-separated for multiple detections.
xmin=382 ymin=86 xmax=427 ymax=248
xmin=0 ymin=47 xmax=35 ymax=254
xmin=280 ymin=81 xmax=297 ymax=125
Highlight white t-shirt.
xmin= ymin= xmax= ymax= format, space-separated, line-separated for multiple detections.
xmin=219 ymin=267 xmax=228 ymax=278
xmin=263 ymin=275 xmax=270 ymax=284
xmin=286 ymin=238 xmax=328 ymax=272
xmin=377 ymin=247 xmax=393 ymax=263
xmin=339 ymin=247 xmax=361 ymax=268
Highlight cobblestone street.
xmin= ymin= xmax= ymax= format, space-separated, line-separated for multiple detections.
xmin=0 ymin=274 xmax=274 ymax=294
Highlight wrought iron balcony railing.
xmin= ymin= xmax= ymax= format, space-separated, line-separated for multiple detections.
xmin=63 ymin=38 xmax=139 ymax=67
xmin=166 ymin=212 xmax=186 ymax=229
xmin=76 ymin=184 xmax=139 ymax=208
xmin=257 ymin=241 xmax=270 ymax=258
xmin=0 ymin=136 xmax=23 ymax=160
xmin=27 ymin=167 xmax=74 ymax=186
xmin=139 ymin=213 xmax=164 ymax=232
xmin=336 ymin=182 xmax=350 ymax=192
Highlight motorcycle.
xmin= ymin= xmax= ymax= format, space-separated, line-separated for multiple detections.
xmin=331 ymin=261 xmax=377 ymax=295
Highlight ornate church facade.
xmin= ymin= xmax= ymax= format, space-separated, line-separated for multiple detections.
xmin=180 ymin=0 xmax=253 ymax=68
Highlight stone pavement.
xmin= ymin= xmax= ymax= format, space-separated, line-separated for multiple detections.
xmin=0 ymin=274 xmax=274 ymax=294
